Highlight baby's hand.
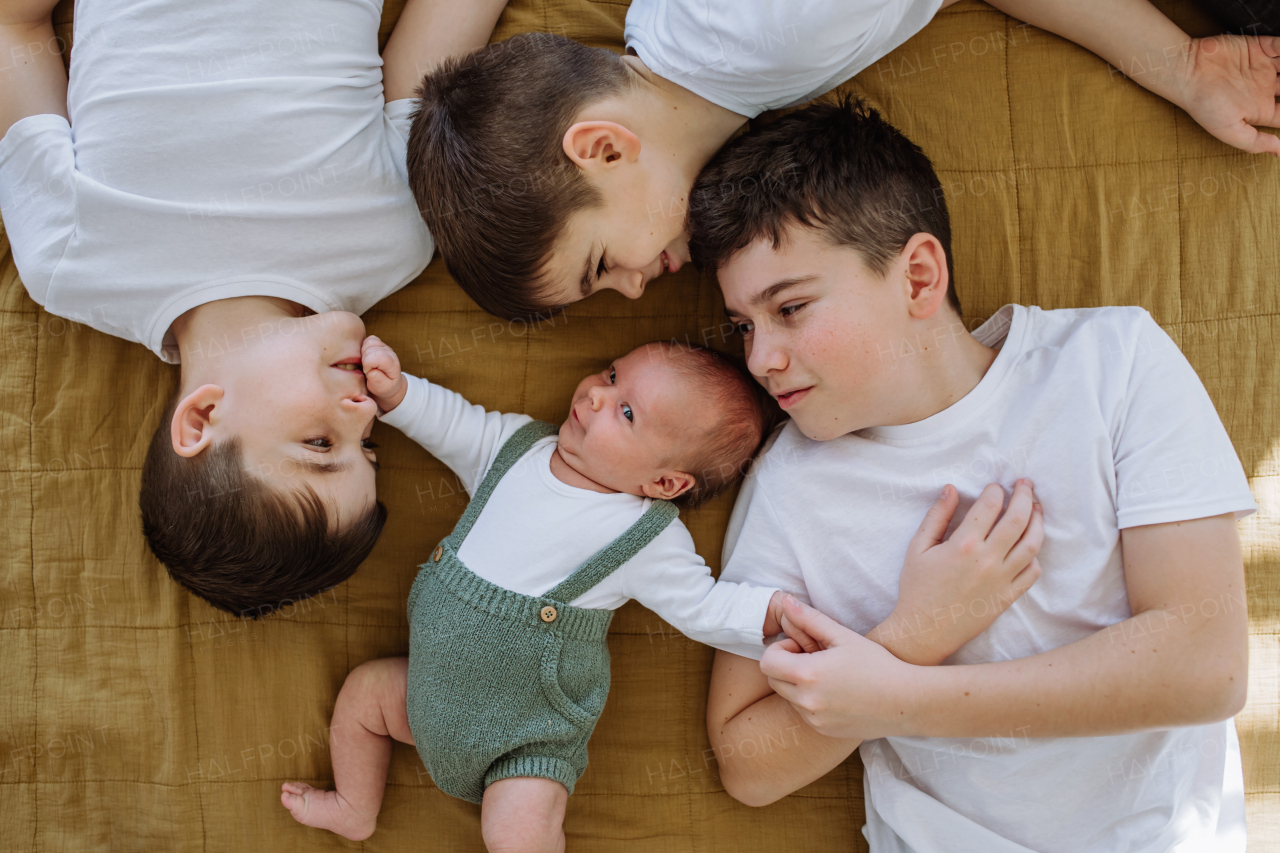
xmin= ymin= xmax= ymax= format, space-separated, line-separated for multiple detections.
xmin=360 ymin=335 xmax=408 ymax=413
xmin=763 ymin=590 xmax=823 ymax=654
xmin=874 ymin=480 xmax=1042 ymax=667
xmin=1175 ymin=34 xmax=1279 ymax=157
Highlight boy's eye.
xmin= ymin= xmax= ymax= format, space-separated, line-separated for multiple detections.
xmin=361 ymin=439 xmax=379 ymax=451
xmin=734 ymin=321 xmax=754 ymax=335
xmin=305 ymin=437 xmax=332 ymax=449
xmin=780 ymin=303 xmax=805 ymax=318
xmin=596 ymin=255 xmax=608 ymax=281
xmin=622 ymin=404 xmax=633 ymax=423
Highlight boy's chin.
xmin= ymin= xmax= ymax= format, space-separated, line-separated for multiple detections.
xmin=790 ymin=407 xmax=854 ymax=443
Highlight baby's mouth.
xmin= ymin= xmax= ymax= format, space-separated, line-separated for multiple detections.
xmin=333 ymin=362 xmax=362 ymax=371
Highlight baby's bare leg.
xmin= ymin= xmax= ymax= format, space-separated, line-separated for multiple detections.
xmin=481 ymin=777 xmax=569 ymax=853
xmin=281 ymin=657 xmax=412 ymax=841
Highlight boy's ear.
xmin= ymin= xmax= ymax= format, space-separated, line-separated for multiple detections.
xmin=901 ymin=232 xmax=951 ymax=320
xmin=643 ymin=469 xmax=695 ymax=501
xmin=562 ymin=121 xmax=641 ymax=175
xmin=171 ymin=384 xmax=225 ymax=458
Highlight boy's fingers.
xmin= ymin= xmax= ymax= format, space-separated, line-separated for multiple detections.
xmin=1004 ymin=502 xmax=1044 ymax=573
xmin=780 ymin=613 xmax=820 ymax=654
xmin=908 ymin=484 xmax=959 ymax=554
xmin=956 ymin=482 xmax=1007 ymax=541
xmin=779 ymin=595 xmax=847 ymax=649
xmin=988 ymin=480 xmax=1034 ymax=555
xmin=772 ymin=637 xmax=803 ymax=655
xmin=1008 ymin=558 xmax=1042 ymax=600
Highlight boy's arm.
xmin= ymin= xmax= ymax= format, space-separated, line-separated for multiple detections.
xmin=709 ymin=482 xmax=1045 ymax=806
xmin=382 ymin=0 xmax=508 ymax=102
xmin=1 ymin=0 xmax=68 ymax=138
xmin=762 ymin=513 xmax=1248 ymax=741
xmin=986 ymin=0 xmax=1280 ymax=155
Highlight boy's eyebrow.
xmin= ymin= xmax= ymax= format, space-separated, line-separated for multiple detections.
xmin=579 ymin=253 xmax=595 ymax=298
xmin=295 ymin=457 xmax=381 ymax=475
xmin=751 ymin=276 xmax=818 ymax=308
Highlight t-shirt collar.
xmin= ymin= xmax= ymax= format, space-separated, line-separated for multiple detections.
xmin=864 ymin=304 xmax=1027 ymax=442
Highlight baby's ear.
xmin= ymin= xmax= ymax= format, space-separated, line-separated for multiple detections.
xmin=171 ymin=384 xmax=224 ymax=458
xmin=643 ymin=470 xmax=695 ymax=502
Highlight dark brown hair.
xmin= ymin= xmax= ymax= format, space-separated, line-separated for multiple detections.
xmin=658 ymin=344 xmax=769 ymax=507
xmin=139 ymin=396 xmax=387 ymax=618
xmin=408 ymin=32 xmax=631 ymax=319
xmin=689 ymin=95 xmax=961 ymax=316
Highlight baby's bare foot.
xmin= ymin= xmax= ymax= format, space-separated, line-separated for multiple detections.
xmin=281 ymin=782 xmax=376 ymax=841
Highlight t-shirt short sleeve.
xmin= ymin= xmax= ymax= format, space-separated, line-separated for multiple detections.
xmin=720 ymin=448 xmax=809 ymax=660
xmin=624 ymin=0 xmax=944 ymax=117
xmin=0 ymin=114 xmax=78 ymax=307
xmin=1110 ymin=310 xmax=1257 ymax=529
xmin=383 ymin=98 xmax=416 ymax=145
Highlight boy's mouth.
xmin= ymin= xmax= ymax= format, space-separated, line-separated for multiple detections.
xmin=775 ymin=386 xmax=813 ymax=410
xmin=661 ymin=251 xmax=682 ymax=275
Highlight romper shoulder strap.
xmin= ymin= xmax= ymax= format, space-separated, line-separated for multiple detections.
xmin=544 ymin=499 xmax=679 ymax=603
xmin=446 ymin=420 xmax=560 ymax=544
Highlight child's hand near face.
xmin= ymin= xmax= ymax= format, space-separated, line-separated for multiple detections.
xmin=360 ymin=335 xmax=408 ymax=413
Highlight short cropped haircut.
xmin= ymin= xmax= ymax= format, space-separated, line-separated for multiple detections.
xmin=139 ymin=396 xmax=387 ymax=618
xmin=409 ymin=33 xmax=632 ymax=319
xmin=658 ymin=344 xmax=770 ymax=507
xmin=689 ymin=95 xmax=962 ymax=316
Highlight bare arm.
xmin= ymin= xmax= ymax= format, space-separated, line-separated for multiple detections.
xmin=906 ymin=514 xmax=1248 ymax=737
xmin=763 ymin=514 xmax=1248 ymax=741
xmin=0 ymin=0 xmax=67 ymax=138
xmin=382 ymin=0 xmax=508 ymax=102
xmin=985 ymin=0 xmax=1280 ymax=155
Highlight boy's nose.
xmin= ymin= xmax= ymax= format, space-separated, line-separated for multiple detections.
xmin=618 ymin=269 xmax=645 ymax=299
xmin=747 ymin=330 xmax=788 ymax=376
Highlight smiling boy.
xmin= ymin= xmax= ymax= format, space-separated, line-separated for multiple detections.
xmin=690 ymin=98 xmax=1257 ymax=851
xmin=408 ymin=0 xmax=1280 ymax=318
xmin=0 ymin=0 xmax=505 ymax=613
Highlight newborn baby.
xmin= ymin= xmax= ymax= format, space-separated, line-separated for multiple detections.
xmin=282 ymin=338 xmax=790 ymax=850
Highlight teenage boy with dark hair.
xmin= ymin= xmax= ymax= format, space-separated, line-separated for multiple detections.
xmin=689 ymin=96 xmax=1256 ymax=852
xmin=407 ymin=0 xmax=1280 ymax=319
xmin=0 ymin=0 xmax=506 ymax=614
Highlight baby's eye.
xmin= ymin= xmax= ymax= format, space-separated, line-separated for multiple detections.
xmin=622 ymin=404 xmax=633 ymax=423
xmin=609 ymin=366 xmax=616 ymax=384
xmin=305 ymin=437 xmax=332 ymax=449
xmin=361 ymin=439 xmax=379 ymax=451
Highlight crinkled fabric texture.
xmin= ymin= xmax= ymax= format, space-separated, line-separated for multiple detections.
xmin=0 ymin=0 xmax=1277 ymax=850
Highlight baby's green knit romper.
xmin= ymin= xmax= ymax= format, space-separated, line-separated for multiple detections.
xmin=405 ymin=420 xmax=678 ymax=804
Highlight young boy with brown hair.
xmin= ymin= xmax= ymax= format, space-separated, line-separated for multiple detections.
xmin=690 ymin=96 xmax=1256 ymax=852
xmin=0 ymin=0 xmax=505 ymax=614
xmin=407 ymin=0 xmax=1279 ymax=319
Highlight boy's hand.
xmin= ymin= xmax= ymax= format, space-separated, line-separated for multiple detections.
xmin=360 ymin=335 xmax=408 ymax=413
xmin=762 ymin=590 xmax=822 ymax=653
xmin=762 ymin=595 xmax=922 ymax=740
xmin=872 ymin=480 xmax=1043 ymax=667
xmin=1175 ymin=34 xmax=1280 ymax=157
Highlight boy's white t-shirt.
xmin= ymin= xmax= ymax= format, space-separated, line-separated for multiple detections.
xmin=0 ymin=0 xmax=432 ymax=363
xmin=379 ymin=374 xmax=777 ymax=659
xmin=722 ymin=306 xmax=1256 ymax=853
xmin=625 ymin=0 xmax=945 ymax=117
